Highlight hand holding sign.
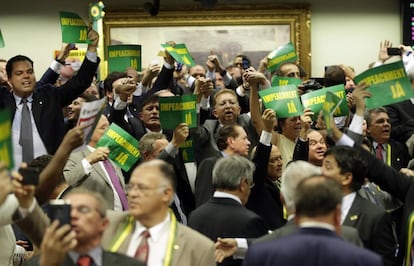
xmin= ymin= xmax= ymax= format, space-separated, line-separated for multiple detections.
xmin=86 ymin=146 xmax=109 ymax=165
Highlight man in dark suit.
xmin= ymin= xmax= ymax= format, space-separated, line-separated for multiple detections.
xmin=243 ymin=175 xmax=382 ymax=266
xmin=192 ymin=88 xmax=258 ymax=166
xmin=195 ymin=124 xmax=251 ymax=207
xmin=322 ymin=146 xmax=398 ymax=266
xmin=2 ymin=28 xmax=100 ymax=168
xmin=386 ymin=99 xmax=414 ymax=144
xmin=365 ymin=107 xmax=410 ymax=171
xmin=189 ymin=155 xmax=268 ymax=266
xmin=356 ymin=145 xmax=414 ymax=265
xmin=215 ymin=161 xmax=362 ymax=263
xmin=15 ymin=187 xmax=142 ymax=266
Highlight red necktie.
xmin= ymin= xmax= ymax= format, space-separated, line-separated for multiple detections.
xmin=135 ymin=230 xmax=151 ymax=263
xmin=376 ymin=144 xmax=384 ymax=162
xmin=77 ymin=255 xmax=92 ymax=266
xmin=102 ymin=160 xmax=128 ymax=210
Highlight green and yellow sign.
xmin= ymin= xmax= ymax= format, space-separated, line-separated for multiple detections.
xmin=0 ymin=29 xmax=5 ymax=48
xmin=271 ymin=76 xmax=302 ymax=87
xmin=59 ymin=11 xmax=89 ymax=44
xmin=96 ymin=123 xmax=140 ymax=172
xmin=301 ymin=84 xmax=348 ymax=117
xmin=161 ymin=43 xmax=195 ymax=67
xmin=259 ymin=84 xmax=303 ymax=118
xmin=0 ymin=109 xmax=13 ymax=169
xmin=267 ymin=42 xmax=297 ymax=73
xmin=181 ymin=138 xmax=195 ymax=163
xmin=354 ymin=61 xmax=414 ymax=109
xmin=322 ymin=91 xmax=343 ymax=134
xmin=159 ymin=94 xmax=197 ymax=129
xmin=107 ymin=45 xmax=142 ymax=72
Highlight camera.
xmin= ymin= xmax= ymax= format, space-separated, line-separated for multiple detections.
xmin=242 ymin=58 xmax=250 ymax=70
xmin=48 ymin=199 xmax=71 ymax=226
xmin=387 ymin=47 xmax=402 ymax=56
xmin=301 ymin=79 xmax=322 ymax=92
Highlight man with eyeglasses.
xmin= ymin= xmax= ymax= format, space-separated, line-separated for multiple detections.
xmin=189 ymin=155 xmax=268 ymax=266
xmin=14 ymin=187 xmax=142 ymax=266
xmin=101 ymin=159 xmax=216 ymax=266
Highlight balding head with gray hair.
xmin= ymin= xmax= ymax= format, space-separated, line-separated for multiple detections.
xmin=212 ymin=155 xmax=255 ymax=191
xmin=280 ymin=160 xmax=322 ymax=212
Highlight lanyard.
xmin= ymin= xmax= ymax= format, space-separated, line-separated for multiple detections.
xmin=109 ymin=209 xmax=178 ymax=266
xmin=405 ymin=212 xmax=414 ymax=266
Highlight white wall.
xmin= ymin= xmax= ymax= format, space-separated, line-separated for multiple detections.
xmin=0 ymin=0 xmax=401 ymax=78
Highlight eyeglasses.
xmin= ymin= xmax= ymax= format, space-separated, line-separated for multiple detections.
xmin=126 ymin=183 xmax=167 ymax=193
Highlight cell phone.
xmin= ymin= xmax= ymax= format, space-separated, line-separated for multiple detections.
xmin=48 ymin=200 xmax=71 ymax=226
xmin=176 ymin=62 xmax=183 ymax=72
xmin=242 ymin=58 xmax=250 ymax=70
xmin=387 ymin=47 xmax=402 ymax=56
xmin=18 ymin=167 xmax=40 ymax=186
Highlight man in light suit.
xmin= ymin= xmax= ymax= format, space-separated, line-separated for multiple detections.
xmin=101 ymin=159 xmax=216 ymax=266
xmin=243 ymin=175 xmax=382 ymax=266
xmin=64 ymin=115 xmax=128 ymax=211
xmin=17 ymin=188 xmax=142 ymax=266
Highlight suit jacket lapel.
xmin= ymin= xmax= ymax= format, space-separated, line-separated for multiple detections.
xmin=31 ymin=94 xmax=42 ymax=130
xmin=342 ymin=195 xmax=361 ymax=227
xmin=171 ymin=225 xmax=185 ymax=266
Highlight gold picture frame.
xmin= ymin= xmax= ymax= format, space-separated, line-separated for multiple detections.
xmin=103 ymin=4 xmax=311 ymax=76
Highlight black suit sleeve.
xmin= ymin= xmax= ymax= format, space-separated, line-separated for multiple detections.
xmin=292 ymin=138 xmax=309 ymax=162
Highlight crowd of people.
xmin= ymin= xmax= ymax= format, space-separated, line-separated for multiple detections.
xmin=2 ymin=26 xmax=414 ymax=266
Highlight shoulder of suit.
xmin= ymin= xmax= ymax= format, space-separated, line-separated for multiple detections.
xmin=103 ymin=250 xmax=145 ymax=265
xmin=176 ymin=223 xmax=215 ymax=246
xmin=106 ymin=210 xmax=131 ymax=225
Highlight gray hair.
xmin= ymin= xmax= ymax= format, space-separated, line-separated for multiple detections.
xmin=138 ymin=132 xmax=166 ymax=153
xmin=64 ymin=187 xmax=108 ymax=217
xmin=280 ymin=160 xmax=322 ymax=212
xmin=212 ymin=155 xmax=255 ymax=190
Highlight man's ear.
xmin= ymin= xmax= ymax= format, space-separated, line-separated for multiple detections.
xmin=212 ymin=108 xmax=218 ymax=119
xmin=138 ymin=111 xmax=144 ymax=120
xmin=342 ymin=172 xmax=353 ymax=186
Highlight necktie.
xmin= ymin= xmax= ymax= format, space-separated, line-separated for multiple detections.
xmin=19 ymin=98 xmax=34 ymax=163
xmin=135 ymin=230 xmax=151 ymax=263
xmin=376 ymin=144 xmax=384 ymax=162
xmin=363 ymin=186 xmax=378 ymax=205
xmin=77 ymin=255 xmax=92 ymax=266
xmin=102 ymin=160 xmax=128 ymax=210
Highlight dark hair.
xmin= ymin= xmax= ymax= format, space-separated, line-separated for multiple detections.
xmin=324 ymin=65 xmax=346 ymax=87
xmin=28 ymin=154 xmax=53 ymax=171
xmin=140 ymin=94 xmax=159 ymax=112
xmin=217 ymin=124 xmax=242 ymax=151
xmin=103 ymin=71 xmax=127 ymax=93
xmin=324 ymin=146 xmax=367 ymax=191
xmin=295 ymin=175 xmax=342 ymax=217
xmin=234 ymin=54 xmax=251 ymax=66
xmin=6 ymin=55 xmax=33 ymax=77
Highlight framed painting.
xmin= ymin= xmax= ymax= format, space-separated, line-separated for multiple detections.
xmin=103 ymin=4 xmax=311 ymax=76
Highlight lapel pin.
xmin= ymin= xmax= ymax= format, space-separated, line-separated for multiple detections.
xmin=350 ymin=215 xmax=358 ymax=221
